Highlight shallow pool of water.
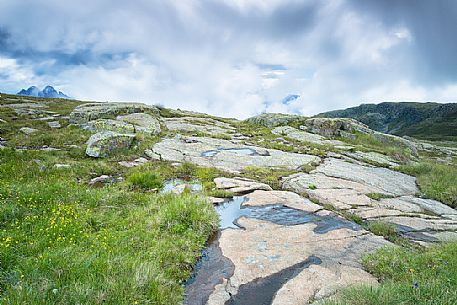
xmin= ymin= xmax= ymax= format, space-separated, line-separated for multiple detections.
xmin=201 ymin=147 xmax=258 ymax=157
xmin=162 ymin=179 xmax=203 ymax=193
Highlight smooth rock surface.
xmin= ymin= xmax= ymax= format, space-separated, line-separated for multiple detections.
xmin=163 ymin=117 xmax=235 ymax=136
xmin=282 ymin=158 xmax=457 ymax=243
xmin=19 ymin=127 xmax=38 ymax=135
xmin=152 ymin=136 xmax=320 ymax=173
xmin=214 ymin=177 xmax=272 ymax=194
xmin=47 ymin=121 xmax=61 ymax=128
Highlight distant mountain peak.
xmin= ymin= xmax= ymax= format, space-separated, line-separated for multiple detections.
xmin=17 ymin=85 xmax=70 ymax=99
xmin=282 ymin=94 xmax=300 ymax=105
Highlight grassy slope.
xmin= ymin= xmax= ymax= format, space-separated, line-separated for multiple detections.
xmin=323 ymin=242 xmax=457 ymax=305
xmin=0 ymin=95 xmax=219 ymax=304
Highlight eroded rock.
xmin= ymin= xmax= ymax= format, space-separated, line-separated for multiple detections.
xmin=151 ymin=136 xmax=320 ymax=173
xmin=117 ymin=113 xmax=161 ymax=135
xmin=85 ymin=131 xmax=135 ymax=158
xmin=214 ymin=177 xmax=272 ymax=194
xmin=83 ymin=119 xmax=135 ymax=134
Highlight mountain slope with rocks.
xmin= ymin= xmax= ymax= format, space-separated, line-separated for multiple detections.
xmin=316 ymin=102 xmax=457 ymax=140
xmin=0 ymin=94 xmax=456 ymax=304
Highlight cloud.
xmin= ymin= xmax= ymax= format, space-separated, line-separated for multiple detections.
xmin=0 ymin=0 xmax=456 ymax=118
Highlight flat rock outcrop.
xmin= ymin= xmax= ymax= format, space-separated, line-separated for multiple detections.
xmin=163 ymin=117 xmax=235 ymax=136
xmin=214 ymin=177 xmax=272 ymax=194
xmin=192 ymin=191 xmax=391 ymax=305
xmin=151 ymin=136 xmax=320 ymax=173
xmin=271 ymin=126 xmax=344 ymax=146
xmin=282 ymin=158 xmax=457 ymax=243
xmin=69 ymin=102 xmax=159 ymax=124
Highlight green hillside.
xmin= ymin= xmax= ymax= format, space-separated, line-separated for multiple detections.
xmin=316 ymin=102 xmax=457 ymax=140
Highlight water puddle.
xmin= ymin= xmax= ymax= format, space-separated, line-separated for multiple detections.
xmin=161 ymin=179 xmax=202 ymax=193
xmin=184 ymin=196 xmax=360 ymax=304
xmin=201 ymin=148 xmax=258 ymax=157
xmin=225 ymin=256 xmax=322 ymax=305
xmin=184 ymin=232 xmax=235 ymax=305
xmin=214 ymin=196 xmax=360 ymax=233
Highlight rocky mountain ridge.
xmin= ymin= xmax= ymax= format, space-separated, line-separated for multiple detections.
xmin=316 ymin=102 xmax=457 ymax=140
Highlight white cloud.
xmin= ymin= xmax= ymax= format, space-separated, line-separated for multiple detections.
xmin=0 ymin=0 xmax=456 ymax=118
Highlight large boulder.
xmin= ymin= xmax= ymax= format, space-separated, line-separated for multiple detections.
xmin=83 ymin=119 xmax=135 ymax=134
xmin=117 ymin=113 xmax=161 ymax=135
xmin=244 ymin=113 xmax=305 ymax=128
xmin=86 ymin=131 xmax=135 ymax=158
xmin=69 ymin=102 xmax=159 ymax=124
xmin=302 ymin=118 xmax=372 ymax=139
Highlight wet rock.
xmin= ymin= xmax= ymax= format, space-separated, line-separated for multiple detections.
xmin=208 ymin=197 xmax=226 ymax=205
xmin=69 ymin=102 xmax=159 ymax=124
xmin=271 ymin=126 xmax=344 ymax=146
xmin=244 ymin=113 xmax=304 ymax=128
xmin=117 ymin=113 xmax=161 ymax=135
xmin=214 ymin=177 xmax=272 ymax=194
xmin=118 ymin=157 xmax=149 ymax=168
xmin=85 ymin=131 xmax=135 ymax=158
xmin=83 ymin=119 xmax=135 ymax=134
xmin=151 ymin=136 xmax=320 ymax=173
xmin=207 ymin=217 xmax=390 ymax=304
xmin=47 ymin=121 xmax=61 ymax=129
xmin=19 ymin=127 xmax=38 ymax=135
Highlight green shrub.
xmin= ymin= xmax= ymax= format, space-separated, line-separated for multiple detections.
xmin=127 ymin=172 xmax=163 ymax=191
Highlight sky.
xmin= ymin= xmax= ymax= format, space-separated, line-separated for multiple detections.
xmin=1 ymin=0 xmax=456 ymax=119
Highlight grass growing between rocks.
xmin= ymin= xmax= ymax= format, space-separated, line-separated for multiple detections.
xmin=398 ymin=161 xmax=457 ymax=208
xmin=339 ymin=132 xmax=413 ymax=163
xmin=0 ymin=149 xmax=218 ymax=304
xmin=323 ymin=242 xmax=457 ymax=305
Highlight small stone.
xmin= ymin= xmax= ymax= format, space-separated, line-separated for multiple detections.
xmin=54 ymin=164 xmax=71 ymax=169
xmin=47 ymin=121 xmax=61 ymax=128
xmin=208 ymin=197 xmax=226 ymax=205
xmin=144 ymin=149 xmax=161 ymax=160
xmin=118 ymin=157 xmax=149 ymax=168
xmin=214 ymin=177 xmax=272 ymax=194
xmin=19 ymin=127 xmax=38 ymax=135
xmin=88 ymin=175 xmax=113 ymax=187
